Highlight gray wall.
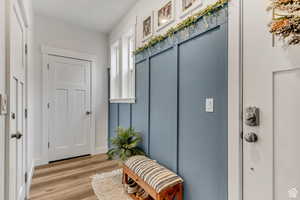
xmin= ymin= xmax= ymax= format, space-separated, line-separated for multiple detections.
xmin=109 ymin=14 xmax=228 ymax=200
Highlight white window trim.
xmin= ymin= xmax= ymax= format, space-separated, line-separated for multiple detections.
xmin=124 ymin=27 xmax=136 ymax=99
xmin=110 ymin=40 xmax=121 ymax=101
xmin=110 ymin=97 xmax=136 ymax=104
xmin=110 ymin=26 xmax=136 ymax=104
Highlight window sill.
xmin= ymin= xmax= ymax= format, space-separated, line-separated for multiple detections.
xmin=110 ymin=98 xmax=136 ymax=104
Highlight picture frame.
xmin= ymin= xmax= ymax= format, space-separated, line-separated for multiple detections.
xmin=154 ymin=0 xmax=175 ymax=32
xmin=142 ymin=12 xmax=154 ymax=41
xmin=0 ymin=94 xmax=8 ymax=115
xmin=179 ymin=0 xmax=202 ymax=18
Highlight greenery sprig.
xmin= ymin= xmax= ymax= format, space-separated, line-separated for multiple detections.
xmin=133 ymin=0 xmax=228 ymax=55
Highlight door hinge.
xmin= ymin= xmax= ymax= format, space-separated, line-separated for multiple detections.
xmin=25 ymin=44 xmax=28 ymax=55
xmin=47 ymin=103 xmax=50 ymax=109
xmin=48 ymin=142 xmax=50 ymax=149
xmin=25 ymin=109 xmax=28 ymax=119
xmin=47 ymin=64 xmax=50 ymax=70
xmin=25 ymin=172 xmax=28 ymax=183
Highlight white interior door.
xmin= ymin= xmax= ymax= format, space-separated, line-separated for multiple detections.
xmin=8 ymin=1 xmax=27 ymax=200
xmin=243 ymin=0 xmax=300 ymax=199
xmin=47 ymin=56 xmax=91 ymax=162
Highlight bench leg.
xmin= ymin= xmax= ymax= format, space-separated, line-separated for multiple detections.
xmin=176 ymin=184 xmax=183 ymax=200
xmin=122 ymin=171 xmax=129 ymax=184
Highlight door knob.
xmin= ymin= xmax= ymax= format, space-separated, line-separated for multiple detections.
xmin=86 ymin=111 xmax=91 ymax=115
xmin=244 ymin=132 xmax=258 ymax=143
xmin=11 ymin=132 xmax=23 ymax=139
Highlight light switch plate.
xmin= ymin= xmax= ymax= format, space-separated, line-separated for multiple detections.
xmin=0 ymin=94 xmax=8 ymax=115
xmin=205 ymin=98 xmax=214 ymax=113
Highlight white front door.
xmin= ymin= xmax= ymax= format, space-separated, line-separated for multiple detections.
xmin=47 ymin=56 xmax=91 ymax=162
xmin=8 ymin=1 xmax=27 ymax=200
xmin=243 ymin=0 xmax=300 ymax=199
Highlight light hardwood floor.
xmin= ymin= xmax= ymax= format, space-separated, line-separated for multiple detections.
xmin=29 ymin=154 xmax=119 ymax=200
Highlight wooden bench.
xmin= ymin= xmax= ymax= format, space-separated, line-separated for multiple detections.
xmin=122 ymin=156 xmax=183 ymax=200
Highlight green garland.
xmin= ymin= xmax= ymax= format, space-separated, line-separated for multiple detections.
xmin=134 ymin=0 xmax=228 ymax=55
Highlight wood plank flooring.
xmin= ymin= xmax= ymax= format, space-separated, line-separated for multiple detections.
xmin=29 ymin=154 xmax=119 ymax=200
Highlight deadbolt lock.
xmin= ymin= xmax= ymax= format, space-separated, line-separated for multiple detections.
xmin=245 ymin=107 xmax=260 ymax=127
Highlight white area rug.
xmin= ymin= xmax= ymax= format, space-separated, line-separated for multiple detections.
xmin=91 ymin=169 xmax=131 ymax=200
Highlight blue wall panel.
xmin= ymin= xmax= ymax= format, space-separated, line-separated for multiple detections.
xmin=109 ymin=103 xmax=119 ymax=146
xmin=149 ymin=49 xmax=178 ymax=171
xmin=131 ymin=60 xmax=150 ymax=153
xmin=108 ymin=10 xmax=228 ymax=200
xmin=178 ymin=25 xmax=228 ymax=200
xmin=118 ymin=104 xmax=131 ymax=128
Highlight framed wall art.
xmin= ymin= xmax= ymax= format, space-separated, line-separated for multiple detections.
xmin=154 ymin=0 xmax=175 ymax=32
xmin=142 ymin=13 xmax=154 ymax=41
xmin=179 ymin=0 xmax=202 ymax=18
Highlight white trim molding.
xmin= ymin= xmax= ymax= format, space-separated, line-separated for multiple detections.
xmin=110 ymin=98 xmax=136 ymax=104
xmin=228 ymin=0 xmax=243 ymax=200
xmin=93 ymin=147 xmax=108 ymax=155
xmin=41 ymin=45 xmax=98 ymax=165
xmin=41 ymin=46 xmax=97 ymax=61
xmin=26 ymin=161 xmax=35 ymax=194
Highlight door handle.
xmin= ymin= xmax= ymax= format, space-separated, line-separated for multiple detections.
xmin=11 ymin=132 xmax=23 ymax=139
xmin=86 ymin=111 xmax=91 ymax=115
xmin=244 ymin=132 xmax=258 ymax=143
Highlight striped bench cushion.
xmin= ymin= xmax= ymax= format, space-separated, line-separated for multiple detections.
xmin=125 ymin=156 xmax=183 ymax=193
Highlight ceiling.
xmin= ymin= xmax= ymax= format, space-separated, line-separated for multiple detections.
xmin=33 ymin=0 xmax=138 ymax=33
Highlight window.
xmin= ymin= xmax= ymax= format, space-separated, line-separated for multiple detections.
xmin=110 ymin=28 xmax=136 ymax=103
xmin=110 ymin=41 xmax=120 ymax=100
xmin=128 ymin=36 xmax=135 ymax=99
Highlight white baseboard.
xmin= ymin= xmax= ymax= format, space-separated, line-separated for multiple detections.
xmin=27 ymin=161 xmax=35 ymax=194
xmin=35 ymin=158 xmax=48 ymax=167
xmin=93 ymin=146 xmax=108 ymax=155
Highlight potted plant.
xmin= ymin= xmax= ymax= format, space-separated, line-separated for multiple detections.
xmin=107 ymin=127 xmax=145 ymax=162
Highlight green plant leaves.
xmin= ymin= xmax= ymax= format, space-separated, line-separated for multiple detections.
xmin=106 ymin=127 xmax=146 ymax=161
